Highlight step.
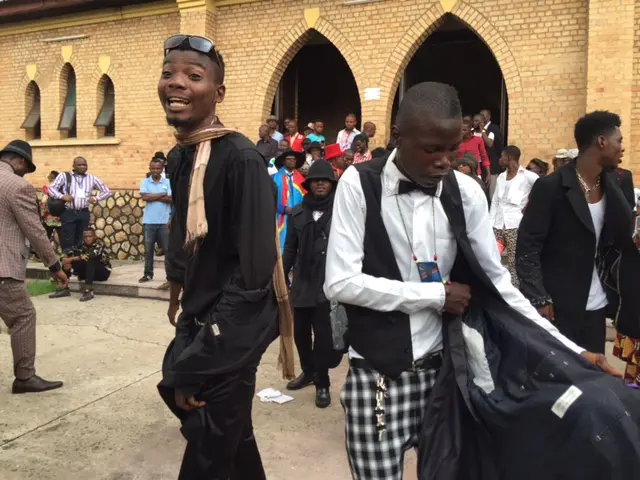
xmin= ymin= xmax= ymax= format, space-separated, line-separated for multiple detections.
xmin=69 ymin=262 xmax=170 ymax=301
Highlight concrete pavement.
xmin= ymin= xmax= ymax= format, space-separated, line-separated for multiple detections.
xmin=0 ymin=295 xmax=418 ymax=480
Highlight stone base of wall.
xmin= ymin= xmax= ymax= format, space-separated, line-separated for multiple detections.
xmin=91 ymin=191 xmax=146 ymax=260
xmin=39 ymin=190 xmax=148 ymax=260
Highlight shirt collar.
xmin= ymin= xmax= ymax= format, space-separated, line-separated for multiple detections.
xmin=382 ymin=148 xmax=442 ymax=197
xmin=0 ymin=162 xmax=13 ymax=173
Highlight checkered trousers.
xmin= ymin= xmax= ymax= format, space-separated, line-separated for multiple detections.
xmin=340 ymin=364 xmax=439 ymax=480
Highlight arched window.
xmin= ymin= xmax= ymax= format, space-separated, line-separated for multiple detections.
xmin=21 ymin=81 xmax=41 ymax=140
xmin=58 ymin=64 xmax=77 ymax=138
xmin=95 ymin=75 xmax=115 ymax=137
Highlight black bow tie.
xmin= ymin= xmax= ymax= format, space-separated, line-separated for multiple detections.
xmin=398 ymin=180 xmax=438 ymax=196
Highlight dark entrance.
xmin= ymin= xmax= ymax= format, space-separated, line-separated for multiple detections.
xmin=392 ymin=15 xmax=508 ymax=141
xmin=272 ymin=31 xmax=361 ymax=142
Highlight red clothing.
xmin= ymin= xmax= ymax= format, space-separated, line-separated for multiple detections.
xmin=458 ymin=136 xmax=490 ymax=176
xmin=285 ymin=133 xmax=305 ymax=153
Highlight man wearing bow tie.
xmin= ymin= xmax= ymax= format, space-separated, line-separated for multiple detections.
xmin=324 ymin=82 xmax=615 ymax=479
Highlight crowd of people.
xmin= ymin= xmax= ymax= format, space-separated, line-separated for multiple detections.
xmin=2 ymin=33 xmax=640 ymax=479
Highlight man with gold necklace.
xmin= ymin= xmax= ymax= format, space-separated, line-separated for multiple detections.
xmin=517 ymin=110 xmax=640 ymax=354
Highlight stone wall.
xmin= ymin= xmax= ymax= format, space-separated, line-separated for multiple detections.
xmin=90 ymin=190 xmax=145 ymax=260
xmin=39 ymin=189 xmax=147 ymax=259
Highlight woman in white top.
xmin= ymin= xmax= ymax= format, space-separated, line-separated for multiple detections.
xmin=489 ymin=145 xmax=539 ymax=287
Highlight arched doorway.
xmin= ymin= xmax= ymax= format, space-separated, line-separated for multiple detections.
xmin=271 ymin=30 xmax=361 ymax=142
xmin=391 ymin=14 xmax=508 ymax=141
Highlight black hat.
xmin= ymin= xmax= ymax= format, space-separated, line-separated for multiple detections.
xmin=308 ymin=142 xmax=322 ymax=152
xmin=275 ymin=150 xmax=306 ymax=170
xmin=302 ymin=160 xmax=337 ymax=190
xmin=0 ymin=140 xmax=35 ymax=173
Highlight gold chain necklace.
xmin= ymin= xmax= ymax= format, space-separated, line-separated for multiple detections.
xmin=575 ymin=170 xmax=601 ymax=201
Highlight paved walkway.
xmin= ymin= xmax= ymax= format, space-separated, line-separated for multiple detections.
xmin=0 ymin=295 xmax=418 ymax=479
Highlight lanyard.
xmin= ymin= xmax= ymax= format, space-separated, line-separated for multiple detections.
xmin=395 ymin=194 xmax=438 ymax=263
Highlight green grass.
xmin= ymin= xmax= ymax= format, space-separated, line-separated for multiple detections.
xmin=27 ymin=280 xmax=58 ymax=297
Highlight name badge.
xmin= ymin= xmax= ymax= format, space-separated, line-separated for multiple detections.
xmin=416 ymin=261 xmax=442 ymax=283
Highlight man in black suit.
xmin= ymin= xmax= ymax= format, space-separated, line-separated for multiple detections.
xmin=516 ymin=110 xmax=640 ymax=353
xmin=480 ymin=109 xmax=504 ymax=197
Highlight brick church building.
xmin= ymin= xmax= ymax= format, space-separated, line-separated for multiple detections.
xmin=0 ymin=0 xmax=637 ymax=255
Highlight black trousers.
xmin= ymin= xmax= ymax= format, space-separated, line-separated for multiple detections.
xmin=60 ymin=209 xmax=90 ymax=251
xmin=293 ymin=302 xmax=342 ymax=388
xmin=177 ymin=358 xmax=266 ymax=480
xmin=71 ymin=258 xmax=111 ymax=286
xmin=554 ymin=307 xmax=607 ymax=354
xmin=44 ymin=225 xmax=60 ymax=242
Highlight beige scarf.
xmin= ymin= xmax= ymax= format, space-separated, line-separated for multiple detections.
xmin=176 ymin=123 xmax=296 ymax=380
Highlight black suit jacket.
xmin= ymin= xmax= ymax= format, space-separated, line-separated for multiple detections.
xmin=516 ymin=163 xmax=640 ymax=335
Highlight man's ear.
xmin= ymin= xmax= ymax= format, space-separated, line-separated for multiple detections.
xmin=215 ymin=84 xmax=226 ymax=104
xmin=391 ymin=124 xmax=400 ymax=148
xmin=597 ymin=135 xmax=606 ymax=151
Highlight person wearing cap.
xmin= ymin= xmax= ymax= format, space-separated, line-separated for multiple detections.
xmin=303 ymin=141 xmax=323 ymax=171
xmin=266 ymin=115 xmax=283 ymax=143
xmin=552 ymin=148 xmax=571 ymax=170
xmin=0 ymin=140 xmax=67 ymax=394
xmin=282 ymin=160 xmax=343 ymax=408
xmin=306 ymin=120 xmax=326 ymax=145
xmin=303 ymin=122 xmax=314 ymax=137
xmin=273 ymin=150 xmax=307 ymax=251
xmin=453 ymin=152 xmax=489 ymax=201
xmin=324 ymin=143 xmax=345 ymax=179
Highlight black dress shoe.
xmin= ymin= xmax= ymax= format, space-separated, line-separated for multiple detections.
xmin=12 ymin=375 xmax=63 ymax=394
xmin=315 ymin=387 xmax=331 ymax=408
xmin=286 ymin=372 xmax=315 ymax=391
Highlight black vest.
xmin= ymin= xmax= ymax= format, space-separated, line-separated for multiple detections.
xmin=346 ymin=156 xmax=500 ymax=379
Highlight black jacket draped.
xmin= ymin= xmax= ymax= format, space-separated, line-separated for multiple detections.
xmin=417 ymin=170 xmax=640 ymax=480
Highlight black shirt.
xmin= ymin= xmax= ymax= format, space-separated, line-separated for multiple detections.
xmin=171 ymin=133 xmax=277 ymax=317
xmin=256 ymin=137 xmax=279 ymax=161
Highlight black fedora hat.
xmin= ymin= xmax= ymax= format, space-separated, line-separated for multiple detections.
xmin=302 ymin=160 xmax=337 ymax=190
xmin=0 ymin=140 xmax=35 ymax=173
xmin=274 ymin=149 xmax=306 ymax=170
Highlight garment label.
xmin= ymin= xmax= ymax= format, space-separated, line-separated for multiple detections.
xmin=551 ymin=385 xmax=582 ymax=419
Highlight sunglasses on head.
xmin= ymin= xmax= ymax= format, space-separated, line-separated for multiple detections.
xmin=164 ymin=35 xmax=221 ymax=65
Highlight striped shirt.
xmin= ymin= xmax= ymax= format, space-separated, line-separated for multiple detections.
xmin=48 ymin=172 xmax=111 ymax=210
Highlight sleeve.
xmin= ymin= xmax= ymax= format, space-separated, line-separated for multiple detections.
xmin=323 ymin=168 xmax=446 ymax=314
xmin=47 ymin=173 xmax=65 ymax=199
xmin=621 ymin=171 xmax=635 ymax=211
xmin=93 ymin=176 xmax=111 ymax=201
xmin=463 ymin=180 xmax=584 ymax=355
xmin=12 ymin=183 xmax=59 ymax=268
xmin=478 ymin=139 xmax=490 ymax=168
xmin=515 ymin=178 xmax=555 ymax=308
xmin=281 ymin=213 xmax=298 ymax=276
xmin=231 ymin=149 xmax=277 ymax=290
xmin=488 ymin=175 xmax=499 ymax=227
xmin=139 ymin=179 xmax=149 ymax=194
xmin=166 ymin=180 xmax=172 ymax=197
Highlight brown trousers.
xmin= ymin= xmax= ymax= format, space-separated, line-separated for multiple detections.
xmin=0 ymin=279 xmax=36 ymax=380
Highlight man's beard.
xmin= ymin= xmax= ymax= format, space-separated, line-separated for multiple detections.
xmin=166 ymin=116 xmax=195 ymax=130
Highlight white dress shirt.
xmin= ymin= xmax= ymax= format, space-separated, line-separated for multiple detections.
xmin=586 ymin=196 xmax=608 ymax=311
xmin=489 ymin=166 xmax=539 ymax=230
xmin=324 ymin=149 xmax=584 ymax=360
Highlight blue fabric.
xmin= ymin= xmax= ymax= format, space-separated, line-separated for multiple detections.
xmin=143 ymin=224 xmax=169 ymax=278
xmin=140 ymin=177 xmax=172 ymax=225
xmin=271 ymin=131 xmax=284 ymax=143
xmin=273 ymin=168 xmax=304 ymax=251
xmin=306 ymin=133 xmax=325 ymax=144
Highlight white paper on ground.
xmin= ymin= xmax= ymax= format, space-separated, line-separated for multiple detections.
xmin=256 ymin=388 xmax=294 ymax=404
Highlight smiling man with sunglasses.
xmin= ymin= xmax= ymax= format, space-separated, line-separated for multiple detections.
xmin=156 ymin=35 xmax=278 ymax=480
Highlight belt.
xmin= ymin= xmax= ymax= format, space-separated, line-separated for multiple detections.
xmin=349 ymin=350 xmax=443 ymax=372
